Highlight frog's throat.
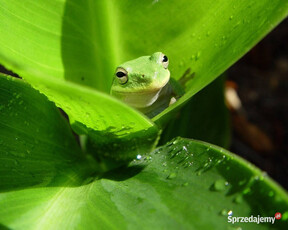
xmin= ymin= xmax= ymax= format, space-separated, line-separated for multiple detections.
xmin=113 ymin=82 xmax=169 ymax=109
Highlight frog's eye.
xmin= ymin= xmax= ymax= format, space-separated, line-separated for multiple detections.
xmin=162 ymin=55 xmax=169 ymax=69
xmin=115 ymin=68 xmax=128 ymax=84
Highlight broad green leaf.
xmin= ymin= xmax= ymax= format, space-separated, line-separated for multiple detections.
xmin=1 ymin=0 xmax=288 ymax=127
xmin=1 ymin=137 xmax=287 ymax=229
xmin=0 ymin=0 xmax=160 ymax=151
xmin=160 ymin=76 xmax=230 ymax=148
xmin=26 ymin=73 xmax=159 ymax=161
xmin=0 ymin=74 xmax=85 ymax=191
xmin=0 ymin=0 xmax=124 ymax=92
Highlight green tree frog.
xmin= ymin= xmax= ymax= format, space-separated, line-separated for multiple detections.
xmin=110 ymin=52 xmax=184 ymax=118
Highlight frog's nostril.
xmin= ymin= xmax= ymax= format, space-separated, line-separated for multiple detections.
xmin=142 ymin=74 xmax=145 ymax=77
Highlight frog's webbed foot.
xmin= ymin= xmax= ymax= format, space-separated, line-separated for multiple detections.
xmin=178 ymin=68 xmax=195 ymax=89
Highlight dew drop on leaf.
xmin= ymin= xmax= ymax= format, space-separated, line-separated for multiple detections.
xmin=231 ymin=227 xmax=242 ymax=230
xmin=242 ymin=187 xmax=251 ymax=195
xmin=195 ymin=51 xmax=201 ymax=61
xmin=167 ymin=172 xmax=177 ymax=179
xmin=213 ymin=179 xmax=229 ymax=191
xmin=233 ymin=195 xmax=243 ymax=204
xmin=182 ymin=182 xmax=189 ymax=187
xmin=220 ymin=209 xmax=228 ymax=216
xmin=282 ymin=211 xmax=288 ymax=220
xmin=268 ymin=191 xmax=274 ymax=197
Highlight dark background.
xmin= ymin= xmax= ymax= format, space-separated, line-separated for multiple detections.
xmin=228 ymin=18 xmax=288 ymax=189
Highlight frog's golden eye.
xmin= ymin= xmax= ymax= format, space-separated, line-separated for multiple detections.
xmin=162 ymin=55 xmax=169 ymax=69
xmin=115 ymin=67 xmax=128 ymax=84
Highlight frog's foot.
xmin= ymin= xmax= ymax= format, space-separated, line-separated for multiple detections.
xmin=179 ymin=68 xmax=195 ymax=88
xmin=169 ymin=97 xmax=177 ymax=106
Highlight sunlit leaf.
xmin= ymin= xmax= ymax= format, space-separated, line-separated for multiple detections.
xmin=0 ymin=137 xmax=287 ymax=229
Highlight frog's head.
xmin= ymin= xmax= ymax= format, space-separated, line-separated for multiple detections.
xmin=111 ymin=52 xmax=170 ymax=108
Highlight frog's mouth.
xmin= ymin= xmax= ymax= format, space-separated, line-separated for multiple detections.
xmin=113 ymin=79 xmax=170 ymax=109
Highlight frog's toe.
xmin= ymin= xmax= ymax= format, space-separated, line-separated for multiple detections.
xmin=169 ymin=97 xmax=177 ymax=106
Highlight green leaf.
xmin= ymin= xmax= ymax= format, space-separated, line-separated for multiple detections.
xmin=0 ymin=74 xmax=85 ymax=191
xmin=0 ymin=0 xmax=128 ymax=92
xmin=1 ymin=137 xmax=287 ymax=229
xmin=0 ymin=1 xmax=160 ymax=154
xmin=1 ymin=0 xmax=288 ymax=126
xmin=29 ymin=74 xmax=160 ymax=161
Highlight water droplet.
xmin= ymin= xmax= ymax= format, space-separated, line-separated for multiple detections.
xmin=212 ymin=179 xmax=229 ymax=191
xmin=136 ymin=154 xmax=142 ymax=160
xmin=234 ymin=195 xmax=243 ymax=204
xmin=182 ymin=182 xmax=189 ymax=187
xmin=195 ymin=51 xmax=201 ymax=61
xmin=206 ymin=31 xmax=211 ymax=37
xmin=10 ymin=150 xmax=26 ymax=158
xmin=238 ymin=179 xmax=246 ymax=186
xmin=220 ymin=209 xmax=228 ymax=216
xmin=282 ymin=211 xmax=288 ymax=220
xmin=231 ymin=227 xmax=242 ymax=230
xmin=229 ymin=15 xmax=234 ymax=20
xmin=183 ymin=161 xmax=193 ymax=168
xmin=183 ymin=146 xmax=187 ymax=151
xmin=233 ymin=21 xmax=241 ymax=29
xmin=228 ymin=210 xmax=233 ymax=216
xmin=261 ymin=171 xmax=268 ymax=178
xmin=167 ymin=172 xmax=177 ymax=179
xmin=242 ymin=187 xmax=251 ymax=195
xmin=268 ymin=191 xmax=274 ymax=197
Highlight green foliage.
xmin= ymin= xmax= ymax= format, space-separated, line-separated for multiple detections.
xmin=0 ymin=75 xmax=85 ymax=191
xmin=0 ymin=0 xmax=288 ymax=229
